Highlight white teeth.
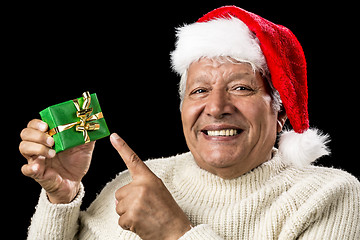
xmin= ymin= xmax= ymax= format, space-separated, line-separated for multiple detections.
xmin=207 ymin=129 xmax=239 ymax=136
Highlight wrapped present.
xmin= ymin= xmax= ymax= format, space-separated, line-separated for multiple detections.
xmin=40 ymin=91 xmax=110 ymax=153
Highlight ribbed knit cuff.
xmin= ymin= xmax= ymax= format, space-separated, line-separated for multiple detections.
xmin=27 ymin=183 xmax=85 ymax=240
xmin=179 ymin=224 xmax=223 ymax=240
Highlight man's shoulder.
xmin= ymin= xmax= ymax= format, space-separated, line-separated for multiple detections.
xmin=285 ymin=163 xmax=360 ymax=202
xmin=144 ymin=151 xmax=193 ymax=178
xmin=107 ymin=152 xmax=192 ymax=188
xmin=301 ymin=164 xmax=359 ymax=187
xmin=275 ymin=164 xmax=360 ymax=237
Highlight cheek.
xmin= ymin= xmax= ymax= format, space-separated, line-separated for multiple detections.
xmin=234 ymin=97 xmax=277 ymax=153
xmin=181 ymin=100 xmax=204 ymax=139
xmin=236 ymin=95 xmax=275 ymax=130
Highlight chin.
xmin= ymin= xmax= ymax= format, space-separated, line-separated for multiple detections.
xmin=199 ymin=149 xmax=241 ymax=169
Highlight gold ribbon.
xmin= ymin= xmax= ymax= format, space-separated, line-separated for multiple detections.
xmin=48 ymin=91 xmax=103 ymax=143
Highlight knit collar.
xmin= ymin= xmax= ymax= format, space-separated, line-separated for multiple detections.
xmin=172 ymin=149 xmax=287 ymax=205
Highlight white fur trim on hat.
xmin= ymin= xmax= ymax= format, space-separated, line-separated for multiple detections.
xmin=170 ymin=17 xmax=267 ymax=75
xmin=278 ymin=128 xmax=331 ymax=168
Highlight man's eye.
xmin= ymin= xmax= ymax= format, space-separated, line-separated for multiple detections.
xmin=192 ymin=89 xmax=207 ymax=94
xmin=232 ymin=85 xmax=256 ymax=96
xmin=235 ymin=86 xmax=252 ymax=91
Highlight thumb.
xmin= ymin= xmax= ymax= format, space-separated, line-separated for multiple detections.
xmin=110 ymin=133 xmax=152 ymax=178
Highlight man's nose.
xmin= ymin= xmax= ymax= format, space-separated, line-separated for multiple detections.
xmin=204 ymin=90 xmax=233 ymax=119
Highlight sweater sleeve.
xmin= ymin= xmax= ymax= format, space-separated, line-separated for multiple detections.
xmin=179 ymin=224 xmax=224 ymax=240
xmin=27 ymin=183 xmax=85 ymax=240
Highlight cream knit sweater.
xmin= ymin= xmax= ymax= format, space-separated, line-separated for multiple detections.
xmin=27 ymin=150 xmax=360 ymax=239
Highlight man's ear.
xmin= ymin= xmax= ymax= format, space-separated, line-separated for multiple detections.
xmin=277 ymin=106 xmax=287 ymax=133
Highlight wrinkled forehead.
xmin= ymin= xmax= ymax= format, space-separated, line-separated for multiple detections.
xmin=188 ymin=57 xmax=256 ymax=78
xmin=186 ymin=57 xmax=262 ymax=87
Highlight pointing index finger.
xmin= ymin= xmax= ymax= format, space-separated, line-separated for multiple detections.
xmin=110 ymin=133 xmax=152 ymax=178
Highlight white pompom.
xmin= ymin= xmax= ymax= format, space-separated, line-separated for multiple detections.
xmin=278 ymin=128 xmax=331 ymax=168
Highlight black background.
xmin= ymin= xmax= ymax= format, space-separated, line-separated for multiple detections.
xmin=6 ymin=1 xmax=359 ymax=238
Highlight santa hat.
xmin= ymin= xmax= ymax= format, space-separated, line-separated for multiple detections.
xmin=171 ymin=6 xmax=330 ymax=167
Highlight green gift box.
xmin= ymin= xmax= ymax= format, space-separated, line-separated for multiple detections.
xmin=40 ymin=91 xmax=110 ymax=153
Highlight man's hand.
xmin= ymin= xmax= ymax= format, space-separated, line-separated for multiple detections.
xmin=111 ymin=133 xmax=192 ymax=240
xmin=19 ymin=119 xmax=95 ymax=203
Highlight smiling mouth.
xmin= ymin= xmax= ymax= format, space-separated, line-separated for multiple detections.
xmin=202 ymin=129 xmax=242 ymax=137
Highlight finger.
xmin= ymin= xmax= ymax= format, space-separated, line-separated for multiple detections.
xmin=27 ymin=119 xmax=49 ymax=132
xmin=20 ymin=127 xmax=54 ymax=147
xmin=21 ymin=156 xmax=46 ymax=178
xmin=110 ymin=133 xmax=152 ymax=179
xmin=21 ymin=163 xmax=39 ymax=178
xmin=118 ymin=213 xmax=135 ymax=232
xmin=115 ymin=185 xmax=131 ymax=216
xmin=115 ymin=199 xmax=126 ymax=216
xmin=115 ymin=184 xmax=131 ymax=201
xmin=19 ymin=141 xmax=56 ymax=160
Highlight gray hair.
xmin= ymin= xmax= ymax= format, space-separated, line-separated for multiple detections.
xmin=178 ymin=57 xmax=282 ymax=113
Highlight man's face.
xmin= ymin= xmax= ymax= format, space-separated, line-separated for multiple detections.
xmin=181 ymin=58 xmax=280 ymax=179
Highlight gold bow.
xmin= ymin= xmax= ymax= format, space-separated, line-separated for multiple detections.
xmin=48 ymin=91 xmax=103 ymax=143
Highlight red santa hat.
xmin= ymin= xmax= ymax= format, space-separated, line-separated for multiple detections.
xmin=171 ymin=6 xmax=330 ymax=167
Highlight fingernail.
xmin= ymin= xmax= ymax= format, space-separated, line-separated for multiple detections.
xmin=48 ymin=149 xmax=56 ymax=158
xmin=46 ymin=137 xmax=54 ymax=147
xmin=38 ymin=121 xmax=48 ymax=131
xmin=32 ymin=164 xmax=39 ymax=173
xmin=110 ymin=133 xmax=120 ymax=140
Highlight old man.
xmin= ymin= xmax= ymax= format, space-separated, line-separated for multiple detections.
xmin=20 ymin=6 xmax=359 ymax=240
